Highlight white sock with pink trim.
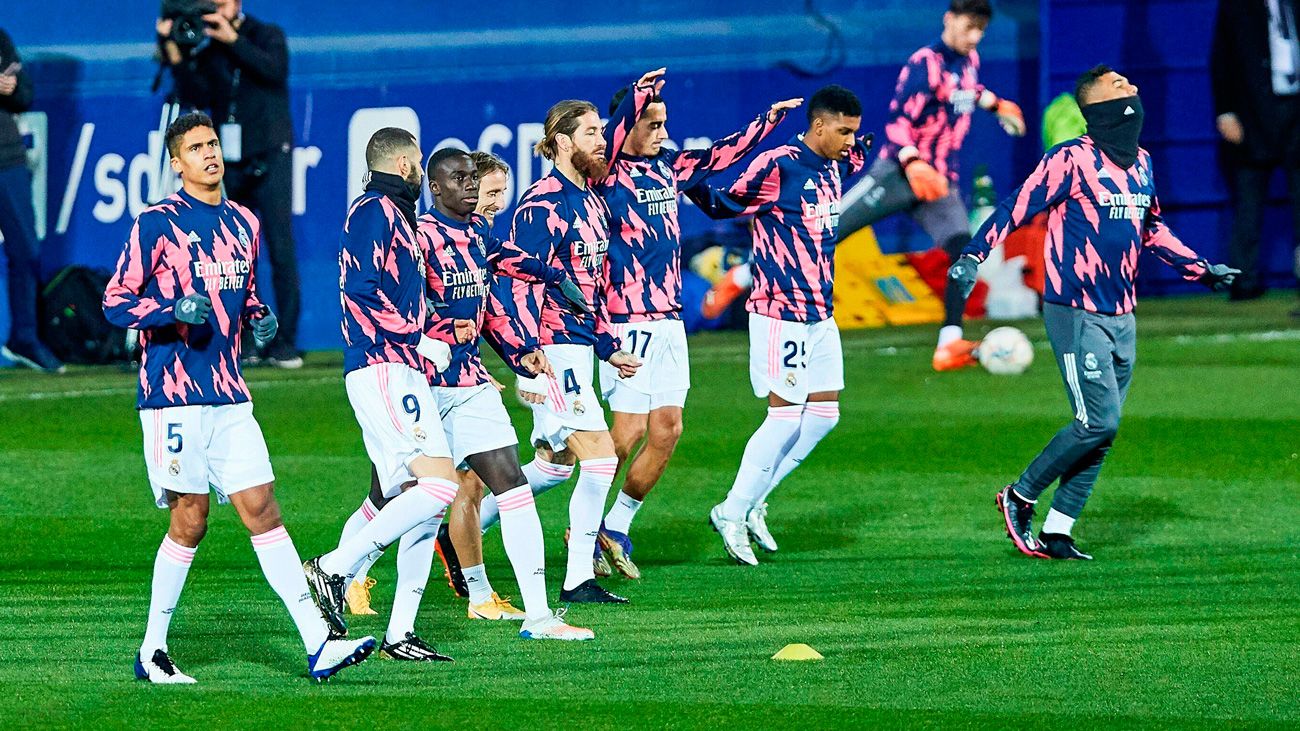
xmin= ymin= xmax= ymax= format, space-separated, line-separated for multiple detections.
xmin=720 ymin=405 xmax=804 ymax=521
xmin=251 ymin=525 xmax=329 ymax=652
xmin=338 ymin=497 xmax=379 ymax=584
xmin=495 ymin=483 xmax=550 ymax=621
xmin=385 ymin=512 xmax=443 ymax=644
xmin=563 ymin=457 xmax=618 ymax=591
xmin=480 ymin=457 xmax=575 ymax=532
xmin=321 ymin=477 xmax=458 ymax=577
xmin=757 ymin=402 xmax=841 ymax=506
xmin=141 ymin=535 xmax=196 ymax=656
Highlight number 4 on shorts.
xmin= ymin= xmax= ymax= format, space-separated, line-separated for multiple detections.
xmin=563 ymin=369 xmax=581 ymax=395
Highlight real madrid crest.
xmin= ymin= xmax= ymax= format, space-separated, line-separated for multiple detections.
xmin=573 ymin=401 xmax=586 ymax=415
xmin=235 ymin=221 xmax=250 ymax=249
xmin=785 ymin=372 xmax=798 ymax=387
xmin=1084 ymin=352 xmax=1098 ymax=370
xmin=168 ymin=459 xmax=181 ymax=477
xmin=413 ymin=426 xmax=428 ymax=442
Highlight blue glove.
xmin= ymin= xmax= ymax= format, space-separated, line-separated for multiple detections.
xmin=174 ymin=293 xmax=212 ymax=325
xmin=947 ymin=255 xmax=980 ymax=299
xmin=253 ymin=306 xmax=279 ymax=347
xmin=558 ymin=277 xmax=592 ymax=315
xmin=1198 ymin=262 xmax=1240 ymax=292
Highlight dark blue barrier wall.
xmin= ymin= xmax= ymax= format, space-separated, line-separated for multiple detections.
xmin=7 ymin=1 xmax=1042 ymax=349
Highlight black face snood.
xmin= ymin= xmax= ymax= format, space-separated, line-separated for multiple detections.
xmin=1081 ymin=95 xmax=1144 ymax=169
xmin=365 ymin=170 xmax=419 ymax=230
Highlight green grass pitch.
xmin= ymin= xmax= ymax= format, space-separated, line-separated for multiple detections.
xmin=1 ymin=295 xmax=1297 ymax=729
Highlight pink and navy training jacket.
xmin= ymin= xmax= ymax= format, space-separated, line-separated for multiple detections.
xmin=482 ymin=275 xmax=540 ymax=379
xmin=690 ymin=134 xmax=870 ymax=323
xmin=339 ymin=191 xmax=456 ymax=376
xmin=880 ymin=40 xmax=990 ymax=182
xmin=508 ymin=81 xmax=653 ymax=359
xmin=598 ymin=109 xmax=784 ymax=323
xmin=417 ymin=208 xmax=552 ymax=388
xmin=103 ymin=189 xmax=265 ymax=410
xmin=965 ymin=138 xmax=1209 ymax=315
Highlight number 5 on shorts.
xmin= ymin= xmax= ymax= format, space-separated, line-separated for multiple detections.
xmin=402 ymin=394 xmax=421 ymax=422
xmin=166 ymin=423 xmax=183 ymax=453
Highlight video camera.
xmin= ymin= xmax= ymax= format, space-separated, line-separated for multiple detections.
xmin=161 ymin=0 xmax=218 ymax=49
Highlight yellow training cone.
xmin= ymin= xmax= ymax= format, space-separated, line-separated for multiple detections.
xmin=772 ymin=643 xmax=823 ymax=661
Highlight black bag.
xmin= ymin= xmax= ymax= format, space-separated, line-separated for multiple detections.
xmin=39 ymin=265 xmax=131 ymax=365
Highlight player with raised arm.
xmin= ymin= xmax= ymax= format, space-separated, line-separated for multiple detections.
xmin=688 ymin=85 xmax=873 ymax=566
xmin=506 ymin=70 xmax=661 ymax=602
xmin=592 ymin=82 xmax=803 ymax=579
xmin=301 ymin=127 xmax=475 ymax=662
xmin=946 ymin=67 xmax=1238 ymax=559
xmin=104 ymin=112 xmax=375 ymax=683
xmin=835 ymin=0 xmax=1027 ymax=371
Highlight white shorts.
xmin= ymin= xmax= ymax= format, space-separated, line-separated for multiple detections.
xmin=345 ymin=362 xmax=452 ymax=498
xmin=139 ymin=401 xmax=275 ymax=509
xmin=432 ymin=383 xmax=518 ymax=470
xmin=599 ymin=319 xmax=690 ymax=414
xmin=748 ymin=313 xmax=845 ymax=403
xmin=521 ymin=343 xmax=608 ymax=451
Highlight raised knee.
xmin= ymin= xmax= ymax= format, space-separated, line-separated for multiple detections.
xmin=172 ymin=514 xmax=208 ymax=546
xmin=1073 ymin=418 xmax=1118 ymax=445
xmin=648 ymin=419 xmax=683 ymax=451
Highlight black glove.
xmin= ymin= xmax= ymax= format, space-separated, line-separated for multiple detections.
xmin=947 ymin=255 xmax=981 ymax=299
xmin=860 ymin=132 xmax=874 ymax=158
xmin=174 ymin=293 xmax=212 ymax=325
xmin=558 ymin=277 xmax=592 ymax=315
xmin=252 ymin=306 xmax=279 ymax=347
xmin=1198 ymin=262 xmax=1240 ymax=292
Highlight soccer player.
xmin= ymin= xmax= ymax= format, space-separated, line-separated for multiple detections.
xmin=689 ymin=85 xmax=873 ymax=566
xmin=835 ymin=0 xmax=1027 ymax=371
xmin=507 ymin=70 xmax=662 ymax=602
xmin=947 ymin=66 xmax=1239 ymax=559
xmin=417 ymin=147 xmax=593 ymax=638
xmin=303 ymin=127 xmax=474 ymax=661
xmin=593 ymin=82 xmax=803 ymax=579
xmin=103 ymin=112 xmax=375 ymax=683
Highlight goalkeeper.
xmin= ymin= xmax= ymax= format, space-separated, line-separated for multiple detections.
xmin=949 ymin=66 xmax=1238 ymax=560
xmin=836 ymin=0 xmax=1027 ymax=371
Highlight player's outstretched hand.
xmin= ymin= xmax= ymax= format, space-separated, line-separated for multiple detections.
xmin=767 ymin=98 xmax=804 ymax=123
xmin=947 ymin=255 xmax=981 ymax=299
xmin=453 ymin=318 xmax=478 ymax=344
xmin=557 ymin=277 xmax=592 ymax=315
xmin=637 ymin=67 xmax=667 ymax=94
xmin=904 ymin=158 xmax=949 ymax=202
xmin=521 ymin=349 xmax=553 ymax=378
xmin=609 ymin=350 xmax=641 ymax=379
xmin=486 ymin=374 xmax=506 ymax=392
xmin=252 ymin=306 xmax=279 ymax=348
xmin=1198 ymin=262 xmax=1241 ymax=292
xmin=995 ymin=99 xmax=1027 ymax=137
xmin=175 ymin=293 xmax=212 ymax=325
xmin=417 ymin=335 xmax=452 ymax=372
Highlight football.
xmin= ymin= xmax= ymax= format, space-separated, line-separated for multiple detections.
xmin=978 ymin=326 xmax=1034 ymax=375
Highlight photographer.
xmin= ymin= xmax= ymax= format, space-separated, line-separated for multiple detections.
xmin=0 ymin=26 xmax=64 ymax=373
xmin=157 ymin=0 xmax=302 ymax=368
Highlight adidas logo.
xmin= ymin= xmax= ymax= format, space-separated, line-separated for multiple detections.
xmin=803 ymin=180 xmax=816 ymax=191
xmin=1124 ymin=106 xmax=1135 ymax=116
xmin=629 ymin=167 xmax=642 ymax=178
xmin=574 ymin=214 xmax=585 ymax=226
xmin=187 ymin=231 xmax=201 ymax=244
xmin=1097 ymin=169 xmax=1112 ymax=179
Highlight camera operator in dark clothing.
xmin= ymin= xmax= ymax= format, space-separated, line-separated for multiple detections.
xmin=157 ymin=0 xmax=303 ymax=367
xmin=0 ymin=27 xmax=64 ymax=373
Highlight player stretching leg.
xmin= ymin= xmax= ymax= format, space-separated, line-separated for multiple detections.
xmin=506 ymin=71 xmax=664 ymax=602
xmin=302 ymin=128 xmax=474 ymax=661
xmin=594 ymin=80 xmax=803 ymax=579
xmin=836 ymin=0 xmax=1026 ymax=371
xmin=105 ymin=113 xmax=375 ymax=683
xmin=947 ymin=67 xmax=1238 ymax=559
xmin=689 ymin=86 xmax=872 ymax=565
